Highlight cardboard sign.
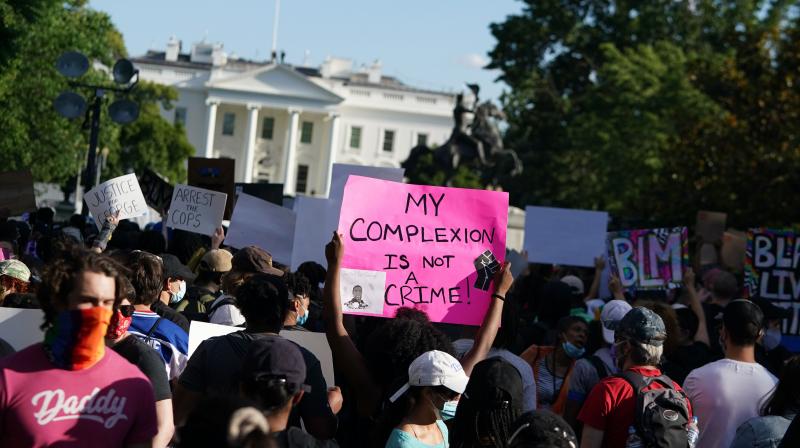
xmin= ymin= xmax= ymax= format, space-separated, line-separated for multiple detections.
xmin=0 ymin=170 xmax=36 ymax=215
xmin=506 ymin=249 xmax=528 ymax=279
xmin=84 ymin=174 xmax=148 ymax=229
xmin=338 ymin=176 xmax=509 ymax=326
xmin=696 ymin=211 xmax=727 ymax=244
xmin=607 ymin=227 xmax=688 ymax=290
xmin=167 ymin=184 xmax=227 ymax=236
xmin=234 ymin=183 xmax=283 ymax=206
xmin=138 ymin=169 xmax=174 ymax=212
xmin=721 ymin=229 xmax=747 ymax=272
xmin=523 ymin=206 xmax=608 ymax=267
xmin=0 ymin=308 xmax=44 ymax=350
xmin=188 ymin=157 xmax=235 ymax=219
xmin=225 ymin=192 xmax=296 ymax=265
xmin=187 ymin=321 xmax=334 ymax=387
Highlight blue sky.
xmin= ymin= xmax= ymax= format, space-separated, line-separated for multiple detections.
xmin=89 ymin=0 xmax=523 ymax=102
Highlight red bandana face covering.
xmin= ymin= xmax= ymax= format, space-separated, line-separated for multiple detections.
xmin=44 ymin=307 xmax=112 ymax=370
xmin=106 ymin=309 xmax=132 ymax=340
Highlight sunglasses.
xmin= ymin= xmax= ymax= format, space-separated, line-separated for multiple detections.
xmin=118 ymin=305 xmax=135 ymax=318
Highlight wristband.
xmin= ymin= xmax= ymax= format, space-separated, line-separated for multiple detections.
xmin=491 ymin=293 xmax=505 ymax=301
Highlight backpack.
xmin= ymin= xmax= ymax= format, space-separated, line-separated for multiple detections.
xmin=618 ymin=371 xmax=690 ymax=448
xmin=179 ymin=289 xmax=225 ymax=322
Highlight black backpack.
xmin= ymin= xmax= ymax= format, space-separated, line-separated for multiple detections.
xmin=618 ymin=371 xmax=690 ymax=448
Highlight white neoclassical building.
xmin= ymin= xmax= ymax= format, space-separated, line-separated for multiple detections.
xmin=132 ymin=38 xmax=457 ymax=196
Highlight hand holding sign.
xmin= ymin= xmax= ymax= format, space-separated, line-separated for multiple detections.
xmin=84 ymin=174 xmax=147 ymax=229
xmin=325 ymin=231 xmax=345 ymax=267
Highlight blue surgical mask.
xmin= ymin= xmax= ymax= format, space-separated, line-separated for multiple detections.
xmin=297 ymin=303 xmax=309 ymax=326
xmin=763 ymin=328 xmax=782 ymax=351
xmin=563 ymin=341 xmax=585 ymax=359
xmin=441 ymin=400 xmax=458 ymax=421
xmin=170 ymin=280 xmax=186 ymax=304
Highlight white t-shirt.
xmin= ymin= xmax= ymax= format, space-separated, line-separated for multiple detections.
xmin=451 ymin=339 xmax=537 ymax=412
xmin=208 ymin=294 xmax=245 ymax=327
xmin=683 ymin=358 xmax=777 ymax=448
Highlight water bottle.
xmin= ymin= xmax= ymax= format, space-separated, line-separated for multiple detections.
xmin=687 ymin=416 xmax=700 ymax=448
xmin=625 ymin=425 xmax=643 ymax=448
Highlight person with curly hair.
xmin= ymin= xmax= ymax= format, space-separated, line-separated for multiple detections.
xmin=0 ymin=259 xmax=30 ymax=304
xmin=284 ymin=272 xmax=312 ymax=331
xmin=0 ymin=248 xmax=158 ymax=447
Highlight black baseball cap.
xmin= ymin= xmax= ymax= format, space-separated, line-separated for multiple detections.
xmin=241 ymin=335 xmax=308 ymax=394
xmin=160 ymin=253 xmax=196 ymax=281
xmin=608 ymin=306 xmax=667 ymax=346
xmin=462 ymin=358 xmax=523 ymax=412
xmin=749 ymin=296 xmax=792 ymax=321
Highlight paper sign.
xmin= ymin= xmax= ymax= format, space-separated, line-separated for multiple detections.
xmin=506 ymin=249 xmax=528 ymax=279
xmin=0 ymin=170 xmax=36 ymax=215
xmin=696 ymin=211 xmax=727 ymax=244
xmin=607 ymin=227 xmax=688 ymax=290
xmin=330 ymin=164 xmax=404 ymax=201
xmin=338 ymin=176 xmax=509 ymax=326
xmin=721 ymin=229 xmax=747 ymax=272
xmin=188 ymin=157 xmax=235 ymax=219
xmin=291 ymin=196 xmax=338 ymax=270
xmin=235 ymin=183 xmax=284 ymax=206
xmin=138 ymin=169 xmax=174 ymax=212
xmin=187 ymin=321 xmax=334 ymax=387
xmin=0 ymin=308 xmax=44 ymax=350
xmin=84 ymin=174 xmax=148 ymax=229
xmin=225 ymin=193 xmax=296 ymax=265
xmin=523 ymin=206 xmax=609 ymax=267
xmin=339 ymin=268 xmax=387 ymax=315
xmin=167 ymin=184 xmax=227 ymax=236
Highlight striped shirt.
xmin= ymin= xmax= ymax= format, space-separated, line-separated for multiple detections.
xmin=536 ymin=357 xmax=565 ymax=410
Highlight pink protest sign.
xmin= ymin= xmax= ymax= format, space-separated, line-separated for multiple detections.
xmin=338 ymin=176 xmax=509 ymax=326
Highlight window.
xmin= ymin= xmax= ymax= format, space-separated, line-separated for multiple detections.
xmin=349 ymin=126 xmax=362 ymax=149
xmin=295 ymin=164 xmax=309 ymax=193
xmin=382 ymin=130 xmax=395 ymax=152
xmin=300 ymin=121 xmax=313 ymax=144
xmin=416 ymin=133 xmax=428 ymax=147
xmin=261 ymin=117 xmax=274 ymax=140
xmin=174 ymin=107 xmax=187 ymax=126
xmin=222 ymin=112 xmax=236 ymax=136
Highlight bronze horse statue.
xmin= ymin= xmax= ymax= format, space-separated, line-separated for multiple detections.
xmin=403 ymin=84 xmax=522 ymax=186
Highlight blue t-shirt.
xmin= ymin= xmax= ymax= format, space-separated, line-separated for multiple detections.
xmin=385 ymin=420 xmax=449 ymax=448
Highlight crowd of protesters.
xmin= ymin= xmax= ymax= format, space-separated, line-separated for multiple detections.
xmin=0 ymin=207 xmax=798 ymax=448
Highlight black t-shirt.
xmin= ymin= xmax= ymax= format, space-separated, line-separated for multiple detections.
xmin=662 ymin=341 xmax=712 ymax=385
xmin=273 ymin=427 xmax=339 ymax=448
xmin=151 ymin=299 xmax=191 ymax=333
xmin=179 ymin=331 xmax=333 ymax=426
xmin=0 ymin=337 xmax=15 ymax=359
xmin=112 ymin=335 xmax=172 ymax=401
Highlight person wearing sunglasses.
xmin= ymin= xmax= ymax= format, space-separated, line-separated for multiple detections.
xmin=108 ymin=276 xmax=175 ymax=448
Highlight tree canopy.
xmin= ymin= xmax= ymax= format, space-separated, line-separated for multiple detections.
xmin=0 ymin=0 xmax=193 ymax=188
xmin=488 ymin=0 xmax=800 ymax=228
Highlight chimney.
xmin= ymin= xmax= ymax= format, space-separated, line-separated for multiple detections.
xmin=165 ymin=36 xmax=181 ymax=62
xmin=367 ymin=59 xmax=382 ymax=84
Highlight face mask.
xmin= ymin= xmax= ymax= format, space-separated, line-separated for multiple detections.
xmin=170 ymin=280 xmax=187 ymax=304
xmin=44 ymin=307 xmax=112 ymax=370
xmin=441 ymin=400 xmax=458 ymax=421
xmin=763 ymin=328 xmax=782 ymax=350
xmin=562 ymin=341 xmax=585 ymax=359
xmin=106 ymin=308 xmax=133 ymax=340
xmin=297 ymin=302 xmax=309 ymax=326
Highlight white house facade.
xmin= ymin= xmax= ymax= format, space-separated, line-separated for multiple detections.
xmin=132 ymin=39 xmax=456 ymax=196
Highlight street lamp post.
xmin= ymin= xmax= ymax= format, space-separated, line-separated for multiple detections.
xmin=54 ymin=51 xmax=140 ymax=215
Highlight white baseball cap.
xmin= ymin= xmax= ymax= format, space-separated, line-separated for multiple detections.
xmin=600 ymin=300 xmax=633 ymax=344
xmin=389 ymin=350 xmax=469 ymax=403
xmin=561 ymin=275 xmax=585 ymax=295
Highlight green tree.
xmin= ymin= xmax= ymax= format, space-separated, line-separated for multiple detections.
xmin=489 ymin=0 xmax=800 ymax=227
xmin=0 ymin=0 xmax=192 ymax=188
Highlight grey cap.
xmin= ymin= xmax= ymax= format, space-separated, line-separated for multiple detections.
xmin=607 ymin=306 xmax=666 ymax=346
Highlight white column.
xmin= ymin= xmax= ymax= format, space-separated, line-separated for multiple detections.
xmin=282 ymin=108 xmax=301 ymax=195
xmin=323 ymin=113 xmax=340 ymax=197
xmin=204 ymin=99 xmax=219 ymax=158
xmin=242 ymin=103 xmax=259 ymax=183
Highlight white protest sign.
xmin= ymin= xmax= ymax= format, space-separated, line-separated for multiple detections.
xmin=187 ymin=321 xmax=335 ymax=387
xmin=84 ymin=174 xmax=147 ymax=229
xmin=0 ymin=308 xmax=44 ymax=350
xmin=291 ymin=196 xmax=338 ymax=270
xmin=225 ymin=193 xmax=296 ymax=265
xmin=524 ymin=206 xmax=609 ymax=267
xmin=167 ymin=184 xmax=227 ymax=236
xmin=329 ymin=164 xmax=405 ymax=201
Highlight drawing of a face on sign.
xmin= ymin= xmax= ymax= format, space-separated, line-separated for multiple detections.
xmin=339 ymin=269 xmax=385 ymax=316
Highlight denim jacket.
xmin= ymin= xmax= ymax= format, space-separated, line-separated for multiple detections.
xmin=731 ymin=414 xmax=796 ymax=448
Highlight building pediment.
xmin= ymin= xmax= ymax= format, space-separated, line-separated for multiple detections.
xmin=206 ymin=64 xmax=343 ymax=103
